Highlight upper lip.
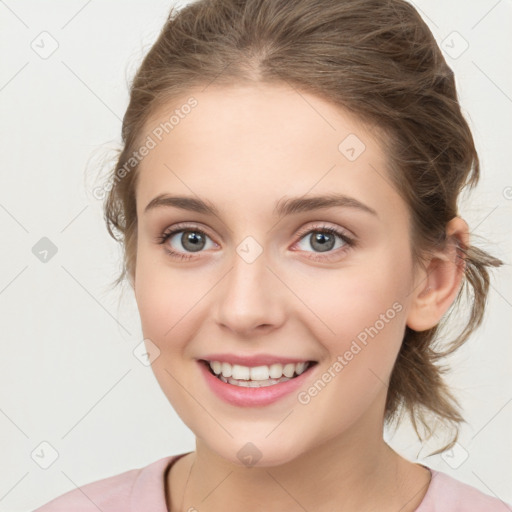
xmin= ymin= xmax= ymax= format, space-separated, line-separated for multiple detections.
xmin=199 ymin=353 xmax=316 ymax=367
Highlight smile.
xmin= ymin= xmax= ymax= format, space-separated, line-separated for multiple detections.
xmin=206 ymin=359 xmax=315 ymax=385
xmin=200 ymin=359 xmax=318 ymax=388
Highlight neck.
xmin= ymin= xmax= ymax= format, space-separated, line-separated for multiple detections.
xmin=168 ymin=401 xmax=430 ymax=512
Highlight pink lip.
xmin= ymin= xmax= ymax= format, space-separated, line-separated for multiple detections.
xmin=197 ymin=360 xmax=317 ymax=407
xmin=199 ymin=353 xmax=315 ymax=367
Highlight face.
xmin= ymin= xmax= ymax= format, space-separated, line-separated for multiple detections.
xmin=133 ymin=83 xmax=418 ymax=467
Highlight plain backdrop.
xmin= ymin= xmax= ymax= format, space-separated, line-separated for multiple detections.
xmin=0 ymin=0 xmax=511 ymax=510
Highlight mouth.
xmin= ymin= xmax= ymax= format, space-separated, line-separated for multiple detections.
xmin=199 ymin=359 xmax=318 ymax=388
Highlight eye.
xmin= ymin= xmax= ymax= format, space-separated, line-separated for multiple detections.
xmin=154 ymin=223 xmax=356 ymax=261
xmin=154 ymin=224 xmax=216 ymax=261
xmin=293 ymin=224 xmax=355 ymax=261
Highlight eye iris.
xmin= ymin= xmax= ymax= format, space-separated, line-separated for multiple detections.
xmin=311 ymin=232 xmax=335 ymax=252
xmin=167 ymin=227 xmax=344 ymax=257
xmin=182 ymin=231 xmax=205 ymax=252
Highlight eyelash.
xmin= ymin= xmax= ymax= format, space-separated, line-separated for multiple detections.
xmin=154 ymin=223 xmax=356 ymax=262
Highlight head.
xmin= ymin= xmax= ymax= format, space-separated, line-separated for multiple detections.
xmin=101 ymin=0 xmax=503 ymax=463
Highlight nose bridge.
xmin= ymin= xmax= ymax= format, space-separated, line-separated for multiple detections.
xmin=214 ymin=237 xmax=285 ymax=333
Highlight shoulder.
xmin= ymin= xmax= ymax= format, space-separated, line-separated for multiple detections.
xmin=416 ymin=467 xmax=511 ymax=511
xmin=31 ymin=454 xmax=181 ymax=512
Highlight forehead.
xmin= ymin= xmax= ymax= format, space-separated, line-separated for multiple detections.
xmin=143 ymin=82 xmax=376 ymax=153
xmin=135 ymin=83 xmax=403 ymax=223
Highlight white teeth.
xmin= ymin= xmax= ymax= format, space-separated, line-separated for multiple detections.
xmin=231 ymin=364 xmax=250 ymax=380
xmin=221 ymin=362 xmax=232 ymax=378
xmin=295 ymin=362 xmax=307 ymax=375
xmin=282 ymin=363 xmax=295 ymax=378
xmin=250 ymin=365 xmax=269 ymax=380
xmin=219 ymin=374 xmax=291 ymax=387
xmin=269 ymin=363 xmax=283 ymax=379
xmin=208 ymin=360 xmax=312 ymax=381
xmin=210 ymin=361 xmax=222 ymax=375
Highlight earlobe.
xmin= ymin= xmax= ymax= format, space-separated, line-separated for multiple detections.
xmin=406 ymin=217 xmax=469 ymax=332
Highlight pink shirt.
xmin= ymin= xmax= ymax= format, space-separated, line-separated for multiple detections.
xmin=32 ymin=453 xmax=510 ymax=511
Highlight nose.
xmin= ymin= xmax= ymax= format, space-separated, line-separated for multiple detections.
xmin=213 ymin=251 xmax=287 ymax=337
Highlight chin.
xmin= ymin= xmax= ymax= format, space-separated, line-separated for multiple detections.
xmin=205 ymin=435 xmax=306 ymax=469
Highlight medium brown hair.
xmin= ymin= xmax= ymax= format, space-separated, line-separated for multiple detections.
xmin=101 ymin=0 xmax=503 ymax=455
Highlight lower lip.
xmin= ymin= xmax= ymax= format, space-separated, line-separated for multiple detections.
xmin=197 ymin=360 xmax=316 ymax=407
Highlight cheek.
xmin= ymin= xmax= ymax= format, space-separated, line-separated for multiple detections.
xmin=296 ymin=248 xmax=409 ymax=374
xmin=134 ymin=252 xmax=186 ymax=343
xmin=294 ymin=269 xmax=408 ymax=428
xmin=134 ymin=252 xmax=215 ymax=364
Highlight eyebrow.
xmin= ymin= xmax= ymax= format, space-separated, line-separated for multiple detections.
xmin=143 ymin=193 xmax=378 ymax=218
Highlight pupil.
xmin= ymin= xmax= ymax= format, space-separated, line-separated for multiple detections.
xmin=312 ymin=232 xmax=334 ymax=252
xmin=183 ymin=231 xmax=204 ymax=252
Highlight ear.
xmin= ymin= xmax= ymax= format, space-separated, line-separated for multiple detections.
xmin=406 ymin=217 xmax=469 ymax=332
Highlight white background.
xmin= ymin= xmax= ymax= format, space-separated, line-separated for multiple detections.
xmin=0 ymin=0 xmax=511 ymax=510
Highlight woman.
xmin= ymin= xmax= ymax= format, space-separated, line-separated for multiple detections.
xmin=34 ymin=0 xmax=509 ymax=510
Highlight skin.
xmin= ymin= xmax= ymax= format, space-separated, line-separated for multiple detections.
xmin=131 ymin=83 xmax=469 ymax=512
